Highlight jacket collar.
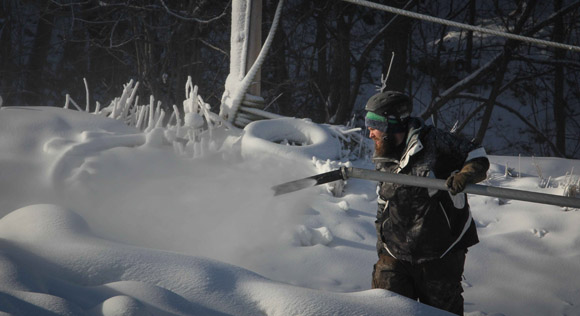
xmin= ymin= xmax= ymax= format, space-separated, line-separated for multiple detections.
xmin=399 ymin=118 xmax=424 ymax=169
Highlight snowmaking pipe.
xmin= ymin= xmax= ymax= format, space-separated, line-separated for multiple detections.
xmin=271 ymin=167 xmax=580 ymax=209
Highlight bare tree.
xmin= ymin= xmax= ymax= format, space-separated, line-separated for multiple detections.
xmin=0 ymin=0 xmax=230 ymax=110
xmin=411 ymin=0 xmax=580 ymax=157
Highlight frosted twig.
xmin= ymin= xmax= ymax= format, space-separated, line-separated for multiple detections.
xmin=136 ymin=105 xmax=147 ymax=130
xmin=262 ymin=93 xmax=284 ymax=111
xmin=450 ymin=120 xmax=459 ymax=134
xmin=172 ymin=105 xmax=182 ymax=127
xmin=377 ymin=52 xmax=395 ymax=92
xmin=154 ymin=101 xmax=162 ymax=127
xmin=129 ymin=103 xmax=139 ymax=126
xmin=147 ymin=95 xmax=155 ymax=132
xmin=122 ymin=81 xmax=139 ymax=120
xmin=83 ymin=78 xmax=89 ymax=112
xmin=168 ymin=112 xmax=176 ymax=126
xmin=65 ymin=94 xmax=83 ymax=111
xmin=518 ymin=154 xmax=521 ymax=178
xmin=155 ymin=109 xmax=165 ymax=128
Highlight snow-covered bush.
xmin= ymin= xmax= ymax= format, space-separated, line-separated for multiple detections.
xmin=66 ymin=77 xmax=371 ymax=168
xmin=65 ymin=77 xmax=237 ymax=159
xmin=563 ymin=172 xmax=579 ymax=211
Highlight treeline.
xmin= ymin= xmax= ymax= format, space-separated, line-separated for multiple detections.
xmin=0 ymin=0 xmax=231 ymax=111
xmin=1 ymin=0 xmax=579 ymax=157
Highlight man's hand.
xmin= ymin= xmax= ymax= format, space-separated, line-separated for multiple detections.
xmin=446 ymin=172 xmax=470 ymax=195
xmin=446 ymin=158 xmax=490 ymax=195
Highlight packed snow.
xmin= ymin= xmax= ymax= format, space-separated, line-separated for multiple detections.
xmin=0 ymin=106 xmax=579 ymax=316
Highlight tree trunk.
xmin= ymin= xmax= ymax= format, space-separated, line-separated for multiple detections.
xmin=474 ymin=0 xmax=537 ymax=144
xmin=23 ymin=0 xmax=55 ymax=106
xmin=265 ymin=0 xmax=292 ymax=118
xmin=381 ymin=0 xmax=412 ymax=92
xmin=465 ymin=0 xmax=476 ymax=73
xmin=0 ymin=0 xmax=15 ymax=105
xmin=473 ymin=49 xmax=510 ymax=144
xmin=246 ymin=0 xmax=262 ymax=97
xmin=328 ymin=2 xmax=351 ymax=124
xmin=314 ymin=3 xmax=329 ymax=122
xmin=552 ymin=0 xmax=566 ymax=157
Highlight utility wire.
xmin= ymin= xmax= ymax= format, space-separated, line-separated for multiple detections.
xmin=341 ymin=0 xmax=580 ymax=53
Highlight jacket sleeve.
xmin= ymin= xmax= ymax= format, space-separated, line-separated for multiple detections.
xmin=459 ymin=157 xmax=489 ymax=183
xmin=432 ymin=128 xmax=489 ymax=178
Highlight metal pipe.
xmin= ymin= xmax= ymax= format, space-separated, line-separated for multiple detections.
xmin=345 ymin=167 xmax=580 ymax=209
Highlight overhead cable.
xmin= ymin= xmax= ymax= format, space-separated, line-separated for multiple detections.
xmin=341 ymin=0 xmax=580 ymax=53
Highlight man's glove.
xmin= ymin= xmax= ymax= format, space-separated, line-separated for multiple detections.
xmin=446 ymin=158 xmax=489 ymax=195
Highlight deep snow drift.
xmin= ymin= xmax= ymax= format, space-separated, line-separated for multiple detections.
xmin=0 ymin=106 xmax=579 ymax=316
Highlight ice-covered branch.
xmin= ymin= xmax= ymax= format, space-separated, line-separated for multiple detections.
xmin=219 ymin=0 xmax=285 ymax=126
xmin=64 ymin=76 xmax=234 ymax=159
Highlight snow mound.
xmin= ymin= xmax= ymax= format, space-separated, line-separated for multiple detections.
xmin=0 ymin=204 xmax=450 ymax=316
xmin=294 ymin=225 xmax=334 ymax=246
xmin=241 ymin=118 xmax=340 ymax=161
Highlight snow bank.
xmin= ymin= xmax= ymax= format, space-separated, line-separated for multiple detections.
xmin=0 ymin=204 xmax=449 ymax=316
xmin=1 ymin=106 xmax=579 ymax=316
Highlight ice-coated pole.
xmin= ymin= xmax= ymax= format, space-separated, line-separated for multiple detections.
xmin=345 ymin=167 xmax=580 ymax=209
xmin=272 ymin=167 xmax=580 ymax=209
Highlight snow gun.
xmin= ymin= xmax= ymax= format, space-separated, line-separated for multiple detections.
xmin=271 ymin=167 xmax=580 ymax=209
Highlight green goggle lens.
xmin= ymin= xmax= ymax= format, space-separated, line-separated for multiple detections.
xmin=365 ymin=112 xmax=386 ymax=122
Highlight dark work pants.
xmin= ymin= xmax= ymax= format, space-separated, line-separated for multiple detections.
xmin=372 ymin=250 xmax=466 ymax=316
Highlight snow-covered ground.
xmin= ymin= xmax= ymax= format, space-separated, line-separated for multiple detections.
xmin=0 ymin=106 xmax=579 ymax=316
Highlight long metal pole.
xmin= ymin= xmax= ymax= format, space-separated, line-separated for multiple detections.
xmin=345 ymin=167 xmax=580 ymax=209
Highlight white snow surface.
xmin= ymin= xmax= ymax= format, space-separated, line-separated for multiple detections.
xmin=0 ymin=106 xmax=579 ymax=316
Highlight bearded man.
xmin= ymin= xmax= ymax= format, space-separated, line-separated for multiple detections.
xmin=364 ymin=91 xmax=489 ymax=315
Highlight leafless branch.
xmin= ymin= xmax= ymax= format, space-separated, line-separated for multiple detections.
xmin=157 ymin=0 xmax=230 ymax=23
xmin=377 ymin=52 xmax=395 ymax=92
xmin=451 ymin=90 xmax=566 ymax=157
xmin=199 ymin=38 xmax=229 ymax=58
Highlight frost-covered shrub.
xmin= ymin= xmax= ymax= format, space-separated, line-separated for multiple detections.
xmin=563 ymin=175 xmax=579 ymax=198
xmin=68 ymin=77 xmax=371 ymax=165
xmin=67 ymin=77 xmax=234 ymax=159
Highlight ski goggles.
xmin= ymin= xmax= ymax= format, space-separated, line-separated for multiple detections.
xmin=365 ymin=112 xmax=404 ymax=133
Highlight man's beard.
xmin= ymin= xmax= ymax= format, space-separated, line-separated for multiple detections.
xmin=374 ymin=134 xmax=399 ymax=158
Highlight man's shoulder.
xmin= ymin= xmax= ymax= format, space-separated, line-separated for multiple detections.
xmin=420 ymin=122 xmax=474 ymax=145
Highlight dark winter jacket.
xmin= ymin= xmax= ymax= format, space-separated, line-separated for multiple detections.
xmin=374 ymin=117 xmax=488 ymax=263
